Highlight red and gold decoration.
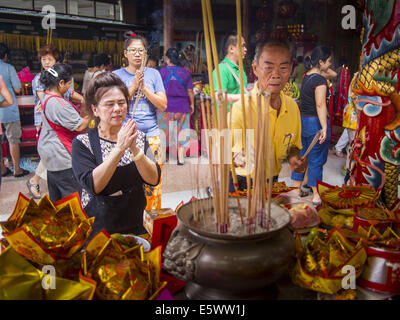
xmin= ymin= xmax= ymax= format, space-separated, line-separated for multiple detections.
xmin=316 ymin=182 xmax=379 ymax=229
xmin=318 ymin=183 xmax=378 ymax=210
xmin=80 ymin=231 xmax=167 ymax=300
xmin=350 ymin=0 xmax=400 ymax=209
xmin=143 ymin=208 xmax=177 ymax=253
xmin=291 ymin=227 xmax=367 ymax=296
xmin=0 ymin=193 xmax=94 ymax=265
xmin=0 ymin=246 xmax=95 ymax=300
xmin=342 ymin=226 xmax=400 ymax=294
xmin=353 ymin=207 xmax=399 ymax=233
xmin=0 ymin=193 xmax=173 ymax=300
xmin=334 ymin=66 xmax=350 ymax=127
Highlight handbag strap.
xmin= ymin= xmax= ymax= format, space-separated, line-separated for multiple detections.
xmin=87 ymin=128 xmax=104 ymax=165
xmin=222 ymin=61 xmax=248 ymax=94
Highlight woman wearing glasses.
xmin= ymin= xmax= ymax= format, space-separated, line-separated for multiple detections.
xmin=72 ymin=72 xmax=160 ymax=237
xmin=113 ymin=35 xmax=166 ymax=210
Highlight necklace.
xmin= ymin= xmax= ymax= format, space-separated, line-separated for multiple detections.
xmin=98 ymin=125 xmax=117 ymax=142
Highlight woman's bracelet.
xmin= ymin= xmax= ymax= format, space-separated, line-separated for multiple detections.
xmin=131 ymin=148 xmax=144 ymax=162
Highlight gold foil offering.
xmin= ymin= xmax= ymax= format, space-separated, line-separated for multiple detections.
xmin=0 ymin=247 xmax=95 ymax=300
xmin=0 ymin=193 xmax=94 ymax=265
xmin=291 ymin=227 xmax=367 ymax=295
xmin=357 ymin=225 xmax=400 ymax=251
xmin=81 ymin=231 xmax=166 ymax=300
xmin=319 ymin=184 xmax=378 ymax=209
xmin=318 ymin=206 xmax=355 ymax=229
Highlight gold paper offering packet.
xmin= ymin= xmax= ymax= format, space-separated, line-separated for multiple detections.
xmin=291 ymin=227 xmax=367 ymax=295
xmin=356 ymin=225 xmax=400 ymax=250
xmin=82 ymin=230 xmax=166 ymax=300
xmin=0 ymin=247 xmax=94 ymax=300
xmin=2 ymin=193 xmax=94 ymax=265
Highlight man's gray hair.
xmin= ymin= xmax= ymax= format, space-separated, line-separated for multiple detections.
xmin=253 ymin=39 xmax=293 ymax=63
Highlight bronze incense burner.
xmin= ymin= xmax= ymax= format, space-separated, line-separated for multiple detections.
xmin=163 ymin=197 xmax=295 ymax=300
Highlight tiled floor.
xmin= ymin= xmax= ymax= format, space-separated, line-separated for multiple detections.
xmin=161 ymin=148 xmax=347 ymax=210
xmin=0 ymin=148 xmax=347 ymax=220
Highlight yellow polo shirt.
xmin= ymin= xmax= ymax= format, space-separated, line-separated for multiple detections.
xmin=230 ymin=82 xmax=302 ymax=177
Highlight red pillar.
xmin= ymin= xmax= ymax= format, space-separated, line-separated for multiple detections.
xmin=163 ymin=0 xmax=174 ymax=55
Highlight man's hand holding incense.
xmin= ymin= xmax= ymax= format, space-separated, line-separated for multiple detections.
xmin=287 ymin=146 xmax=307 ymax=173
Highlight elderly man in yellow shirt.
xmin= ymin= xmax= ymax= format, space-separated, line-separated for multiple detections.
xmin=229 ymin=39 xmax=307 ymax=192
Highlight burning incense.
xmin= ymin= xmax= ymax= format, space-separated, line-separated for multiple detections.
xmin=264 ymin=92 xmax=273 ymax=230
xmin=132 ymin=53 xmax=148 ymax=117
xmin=201 ymin=0 xmax=217 ymax=127
xmin=200 ymin=0 xmax=262 ymax=234
xmin=205 ymin=0 xmax=222 ymax=93
xmin=236 ymin=0 xmax=246 ymax=118
xmin=246 ymin=93 xmax=253 ymax=226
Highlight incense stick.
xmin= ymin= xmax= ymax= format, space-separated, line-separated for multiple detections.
xmin=264 ymin=92 xmax=273 ymax=230
xmin=256 ymin=92 xmax=266 ymax=225
xmin=236 ymin=0 xmax=248 ymax=223
xmin=246 ymin=93 xmax=252 ymax=224
xmin=131 ymin=54 xmax=148 ymax=117
xmin=201 ymin=0 xmax=217 ymax=126
xmin=205 ymin=0 xmax=222 ymax=93
xmin=230 ymin=108 xmax=244 ymax=225
xmin=301 ymin=130 xmax=322 ymax=160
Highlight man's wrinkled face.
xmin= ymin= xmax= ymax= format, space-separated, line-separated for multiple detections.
xmin=253 ymin=45 xmax=292 ymax=94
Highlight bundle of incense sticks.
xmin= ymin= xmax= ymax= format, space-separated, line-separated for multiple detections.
xmin=193 ymin=32 xmax=204 ymax=74
xmin=245 ymin=92 xmax=274 ymax=234
xmin=132 ymin=53 xmax=148 ymax=116
xmin=200 ymin=0 xmax=275 ymax=235
xmin=200 ymin=0 xmax=233 ymax=233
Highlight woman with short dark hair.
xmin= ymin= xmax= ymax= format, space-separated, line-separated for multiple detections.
xmin=38 ymin=63 xmax=89 ymax=202
xmin=72 ymin=72 xmax=160 ymax=237
xmin=291 ymin=46 xmax=333 ymax=206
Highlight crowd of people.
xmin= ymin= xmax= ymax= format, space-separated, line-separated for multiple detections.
xmin=0 ymin=32 xmax=356 ymax=236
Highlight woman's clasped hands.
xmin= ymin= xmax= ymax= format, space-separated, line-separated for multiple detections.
xmin=116 ymin=119 xmax=140 ymax=155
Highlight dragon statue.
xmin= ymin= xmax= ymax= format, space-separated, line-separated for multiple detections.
xmin=350 ymin=0 xmax=400 ymax=209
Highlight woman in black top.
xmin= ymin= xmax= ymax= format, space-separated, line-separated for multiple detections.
xmin=291 ymin=46 xmax=332 ymax=206
xmin=72 ymin=72 xmax=161 ymax=238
